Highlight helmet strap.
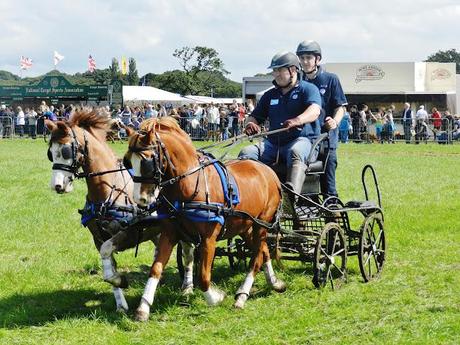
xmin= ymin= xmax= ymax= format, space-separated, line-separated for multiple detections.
xmin=305 ymin=66 xmax=318 ymax=80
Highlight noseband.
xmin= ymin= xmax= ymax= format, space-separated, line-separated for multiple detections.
xmin=124 ymin=131 xmax=173 ymax=186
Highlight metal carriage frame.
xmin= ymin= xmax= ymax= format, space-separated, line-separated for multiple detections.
xmin=212 ymin=136 xmax=386 ymax=289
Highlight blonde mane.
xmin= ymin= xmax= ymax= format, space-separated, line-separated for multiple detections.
xmin=139 ymin=117 xmax=192 ymax=144
xmin=69 ymin=107 xmax=111 ymax=132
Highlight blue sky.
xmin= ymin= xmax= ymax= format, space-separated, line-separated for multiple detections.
xmin=1 ymin=0 xmax=459 ymax=82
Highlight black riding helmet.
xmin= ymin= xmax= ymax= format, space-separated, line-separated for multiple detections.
xmin=296 ymin=40 xmax=322 ymax=59
xmin=268 ymin=51 xmax=301 ymax=70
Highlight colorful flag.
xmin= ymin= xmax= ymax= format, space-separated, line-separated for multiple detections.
xmin=53 ymin=51 xmax=64 ymax=66
xmin=88 ymin=55 xmax=96 ymax=72
xmin=20 ymin=56 xmax=33 ymax=70
xmin=121 ymin=56 xmax=128 ymax=75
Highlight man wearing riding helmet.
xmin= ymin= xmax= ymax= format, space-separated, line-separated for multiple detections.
xmin=296 ymin=40 xmax=347 ymax=197
xmin=238 ymin=51 xmax=321 ymax=197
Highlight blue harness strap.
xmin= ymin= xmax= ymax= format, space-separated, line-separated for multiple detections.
xmin=212 ymin=161 xmax=240 ymax=207
xmin=156 ymin=159 xmax=240 ymax=225
xmin=79 ymin=201 xmax=134 ymax=227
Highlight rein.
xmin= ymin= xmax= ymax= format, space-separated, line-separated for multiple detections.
xmin=198 ymin=127 xmax=292 ymax=153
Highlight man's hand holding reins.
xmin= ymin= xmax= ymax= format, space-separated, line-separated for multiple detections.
xmin=283 ymin=117 xmax=303 ymax=130
xmin=245 ymin=121 xmax=261 ymax=136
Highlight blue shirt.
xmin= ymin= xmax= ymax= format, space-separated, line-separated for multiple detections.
xmin=251 ymin=80 xmax=321 ymax=145
xmin=303 ymin=67 xmax=347 ymax=148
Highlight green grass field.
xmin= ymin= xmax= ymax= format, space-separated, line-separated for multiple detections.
xmin=0 ymin=139 xmax=459 ymax=345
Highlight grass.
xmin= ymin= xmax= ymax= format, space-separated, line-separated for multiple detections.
xmin=0 ymin=138 xmax=459 ymax=344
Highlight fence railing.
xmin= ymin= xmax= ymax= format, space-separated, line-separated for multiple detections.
xmin=348 ymin=117 xmax=456 ymax=144
xmin=2 ymin=114 xmax=458 ymax=144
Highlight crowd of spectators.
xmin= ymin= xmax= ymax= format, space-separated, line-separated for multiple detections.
xmin=337 ymin=103 xmax=459 ymax=144
xmin=1 ymin=100 xmax=459 ymax=143
xmin=0 ymin=100 xmax=252 ymax=141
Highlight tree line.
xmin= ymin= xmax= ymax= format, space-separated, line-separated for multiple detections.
xmin=0 ymin=46 xmax=242 ymax=98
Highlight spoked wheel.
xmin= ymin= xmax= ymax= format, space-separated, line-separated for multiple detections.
xmin=313 ymin=223 xmax=347 ymax=289
xmin=358 ymin=212 xmax=385 ymax=282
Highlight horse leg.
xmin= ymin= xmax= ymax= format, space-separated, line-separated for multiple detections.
xmin=262 ymin=242 xmax=286 ymax=293
xmin=234 ymin=227 xmax=285 ymax=309
xmin=99 ymin=232 xmax=130 ymax=312
xmin=200 ymin=231 xmax=225 ymax=306
xmin=134 ymin=230 xmax=176 ymax=322
xmin=100 ymin=233 xmax=129 ymax=288
xmin=180 ymin=241 xmax=195 ymax=295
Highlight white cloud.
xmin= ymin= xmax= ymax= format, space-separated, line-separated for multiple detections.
xmin=0 ymin=0 xmax=458 ymax=83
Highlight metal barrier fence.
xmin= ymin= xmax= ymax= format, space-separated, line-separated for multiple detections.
xmin=176 ymin=116 xmax=244 ymax=141
xmin=348 ymin=117 xmax=456 ymax=144
xmin=3 ymin=114 xmax=458 ymax=144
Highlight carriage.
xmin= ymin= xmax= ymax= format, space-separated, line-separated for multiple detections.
xmin=189 ymin=133 xmax=386 ymax=289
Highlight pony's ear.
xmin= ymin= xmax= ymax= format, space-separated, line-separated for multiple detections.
xmin=139 ymin=129 xmax=155 ymax=146
xmin=125 ymin=126 xmax=135 ymax=137
xmin=56 ymin=121 xmax=70 ymax=136
xmin=45 ymin=119 xmax=57 ymax=132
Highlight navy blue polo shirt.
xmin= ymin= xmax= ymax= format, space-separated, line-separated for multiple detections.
xmin=252 ymin=80 xmax=321 ymax=145
xmin=303 ymin=67 xmax=347 ymax=148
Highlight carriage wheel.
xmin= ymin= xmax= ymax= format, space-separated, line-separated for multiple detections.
xmin=313 ymin=223 xmax=347 ymax=289
xmin=358 ymin=212 xmax=385 ymax=282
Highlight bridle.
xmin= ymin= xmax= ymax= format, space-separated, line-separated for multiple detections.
xmin=123 ymin=131 xmax=174 ymax=186
xmin=48 ymin=125 xmax=127 ymax=179
xmin=47 ymin=126 xmax=88 ymax=176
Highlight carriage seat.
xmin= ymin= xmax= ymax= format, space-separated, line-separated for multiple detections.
xmin=271 ymin=133 xmax=330 ymax=195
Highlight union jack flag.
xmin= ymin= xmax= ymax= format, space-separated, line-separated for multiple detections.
xmin=20 ymin=56 xmax=33 ymax=70
xmin=88 ymin=55 xmax=96 ymax=72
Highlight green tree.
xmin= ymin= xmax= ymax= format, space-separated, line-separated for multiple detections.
xmin=173 ymin=46 xmax=230 ymax=95
xmin=127 ymin=57 xmax=139 ymax=85
xmin=110 ymin=58 xmax=120 ymax=81
xmin=425 ymin=49 xmax=460 ymax=73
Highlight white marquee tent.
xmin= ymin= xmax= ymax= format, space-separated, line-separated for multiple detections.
xmin=123 ymin=86 xmax=191 ymax=104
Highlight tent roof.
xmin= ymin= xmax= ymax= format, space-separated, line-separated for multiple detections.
xmin=185 ymin=95 xmax=243 ymax=104
xmin=123 ymin=86 xmax=191 ymax=102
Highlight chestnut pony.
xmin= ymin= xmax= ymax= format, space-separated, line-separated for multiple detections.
xmin=45 ymin=108 xmax=194 ymax=312
xmin=124 ymin=117 xmax=286 ymax=321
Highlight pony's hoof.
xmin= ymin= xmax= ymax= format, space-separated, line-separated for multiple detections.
xmin=118 ymin=275 xmax=129 ymax=289
xmin=204 ymin=288 xmax=225 ymax=306
xmin=181 ymin=284 xmax=194 ymax=296
xmin=272 ymin=279 xmax=287 ymax=293
xmin=234 ymin=293 xmax=248 ymax=309
xmin=134 ymin=309 xmax=150 ymax=322
xmin=116 ymin=305 xmax=128 ymax=314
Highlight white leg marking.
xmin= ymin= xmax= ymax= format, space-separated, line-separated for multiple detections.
xmin=203 ymin=287 xmax=225 ymax=306
xmin=264 ymin=260 xmax=286 ymax=292
xmin=234 ymin=271 xmax=254 ymax=309
xmin=112 ymin=287 xmax=128 ymax=312
xmin=100 ymin=240 xmax=118 ymax=282
xmin=263 ymin=260 xmax=277 ymax=286
xmin=236 ymin=271 xmax=255 ymax=296
xmin=137 ymin=277 xmax=159 ymax=314
xmin=181 ymin=243 xmax=194 ymax=291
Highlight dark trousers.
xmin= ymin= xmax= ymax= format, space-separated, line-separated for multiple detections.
xmin=320 ymin=148 xmax=338 ymax=197
xmin=403 ymin=122 xmax=412 ymax=143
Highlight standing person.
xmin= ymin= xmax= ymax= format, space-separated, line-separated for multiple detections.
xmin=338 ymin=108 xmax=351 ymax=143
xmin=371 ymin=108 xmax=384 ymax=143
xmin=402 ymin=102 xmax=414 ymax=144
xmin=239 ymin=51 xmax=321 ymax=197
xmin=384 ymin=105 xmax=395 ymax=143
xmin=26 ymin=107 xmax=37 ymax=139
xmin=415 ymin=105 xmax=428 ymax=144
xmin=296 ymin=40 xmax=348 ymax=197
xmin=16 ymin=106 xmax=25 ymax=137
